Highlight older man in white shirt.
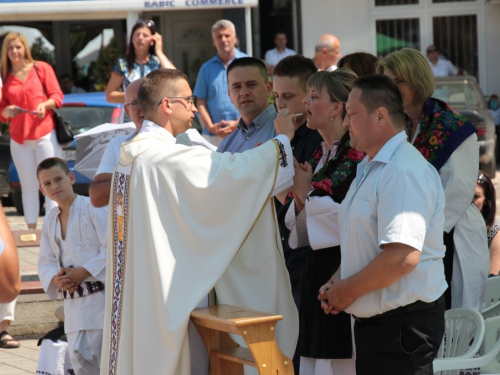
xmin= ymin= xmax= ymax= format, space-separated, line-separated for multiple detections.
xmin=319 ymin=74 xmax=447 ymax=375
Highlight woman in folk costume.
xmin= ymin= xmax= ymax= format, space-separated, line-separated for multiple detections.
xmin=282 ymin=68 xmax=364 ymax=375
xmin=378 ymin=48 xmax=489 ymax=310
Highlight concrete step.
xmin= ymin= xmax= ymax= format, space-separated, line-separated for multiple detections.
xmin=9 ymin=293 xmax=63 ymax=338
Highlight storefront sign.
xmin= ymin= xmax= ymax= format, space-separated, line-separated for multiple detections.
xmin=145 ymin=0 xmax=251 ymax=7
xmin=0 ymin=0 xmax=257 ymax=13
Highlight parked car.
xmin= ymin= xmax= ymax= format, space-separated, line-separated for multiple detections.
xmin=9 ymin=92 xmax=123 ymax=215
xmin=433 ymin=76 xmax=496 ymax=176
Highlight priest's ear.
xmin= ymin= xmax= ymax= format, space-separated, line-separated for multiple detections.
xmin=158 ymin=97 xmax=174 ymax=115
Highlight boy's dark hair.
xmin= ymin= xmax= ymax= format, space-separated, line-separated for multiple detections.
xmin=36 ymin=157 xmax=71 ymax=179
xmin=353 ymin=74 xmax=405 ymax=129
xmin=227 ymin=57 xmax=268 ymax=83
xmin=274 ymin=55 xmax=318 ymax=92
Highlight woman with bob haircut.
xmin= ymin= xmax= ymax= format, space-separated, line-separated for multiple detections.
xmin=0 ymin=32 xmax=63 ymax=228
xmin=474 ymin=171 xmax=500 ymax=276
xmin=378 ymin=48 xmax=489 ymax=311
xmin=106 ymin=19 xmax=175 ymax=103
xmin=282 ymin=69 xmax=364 ymax=375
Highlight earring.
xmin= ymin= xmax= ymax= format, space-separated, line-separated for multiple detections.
xmin=330 ymin=117 xmax=334 ymax=121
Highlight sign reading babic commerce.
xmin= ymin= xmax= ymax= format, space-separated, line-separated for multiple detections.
xmin=144 ymin=0 xmax=255 ymax=7
xmin=0 ymin=0 xmax=258 ymax=14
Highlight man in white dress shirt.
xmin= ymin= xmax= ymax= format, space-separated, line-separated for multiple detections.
xmin=426 ymin=45 xmax=458 ymax=77
xmin=319 ymin=74 xmax=447 ymax=375
xmin=264 ymin=32 xmax=296 ymax=76
xmin=313 ymin=34 xmax=341 ymax=72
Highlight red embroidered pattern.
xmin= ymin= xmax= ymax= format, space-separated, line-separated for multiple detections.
xmin=108 ymin=170 xmax=130 ymax=375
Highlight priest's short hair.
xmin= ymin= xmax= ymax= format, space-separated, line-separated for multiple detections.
xmin=138 ymin=69 xmax=189 ymax=119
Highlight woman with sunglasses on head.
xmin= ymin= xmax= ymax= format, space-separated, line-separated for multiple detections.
xmin=105 ymin=19 xmax=175 ymax=103
xmin=378 ymin=48 xmax=489 ymax=311
xmin=474 ymin=171 xmax=500 ymax=276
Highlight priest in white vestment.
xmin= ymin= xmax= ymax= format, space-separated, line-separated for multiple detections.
xmin=100 ymin=69 xmax=299 ymax=375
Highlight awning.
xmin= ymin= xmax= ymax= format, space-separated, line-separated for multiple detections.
xmin=0 ymin=0 xmax=258 ymax=14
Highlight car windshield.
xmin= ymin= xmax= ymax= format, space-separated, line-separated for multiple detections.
xmin=433 ymin=81 xmax=481 ymax=108
xmin=58 ymin=106 xmax=116 ymax=135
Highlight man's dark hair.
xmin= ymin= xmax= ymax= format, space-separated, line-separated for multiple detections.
xmin=36 ymin=157 xmax=70 ymax=179
xmin=274 ymin=55 xmax=318 ymax=92
xmin=353 ymin=74 xmax=405 ymax=128
xmin=337 ymin=52 xmax=379 ymax=78
xmin=227 ymin=57 xmax=268 ymax=83
xmin=138 ymin=69 xmax=188 ymax=119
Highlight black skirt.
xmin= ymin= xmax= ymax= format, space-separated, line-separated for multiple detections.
xmin=297 ymin=246 xmax=353 ymax=359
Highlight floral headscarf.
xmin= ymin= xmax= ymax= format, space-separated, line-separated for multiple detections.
xmin=413 ymin=98 xmax=477 ymax=171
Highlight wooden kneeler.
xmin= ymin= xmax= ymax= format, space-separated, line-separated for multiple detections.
xmin=190 ymin=304 xmax=294 ymax=374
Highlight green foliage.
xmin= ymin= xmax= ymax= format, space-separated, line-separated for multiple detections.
xmin=30 ymin=37 xmax=55 ymax=66
xmin=92 ymin=37 xmax=122 ymax=91
xmin=0 ymin=122 xmax=9 ymax=135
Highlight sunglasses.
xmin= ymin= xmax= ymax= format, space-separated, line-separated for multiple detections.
xmin=478 ymin=173 xmax=489 ymax=184
xmin=136 ymin=19 xmax=156 ymax=34
xmin=427 ymin=49 xmax=438 ymax=53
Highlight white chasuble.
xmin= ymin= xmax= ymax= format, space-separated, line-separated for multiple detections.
xmin=101 ymin=127 xmax=298 ymax=375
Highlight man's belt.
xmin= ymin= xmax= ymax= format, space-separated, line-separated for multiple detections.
xmin=62 ymin=281 xmax=105 ymax=299
xmin=353 ymin=294 xmax=445 ymax=323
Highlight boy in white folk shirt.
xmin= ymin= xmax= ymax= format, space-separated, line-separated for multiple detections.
xmin=37 ymin=157 xmax=108 ymax=375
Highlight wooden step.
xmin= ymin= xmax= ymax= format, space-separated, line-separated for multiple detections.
xmin=212 ymin=347 xmax=256 ymax=367
xmin=190 ymin=305 xmax=283 ymax=335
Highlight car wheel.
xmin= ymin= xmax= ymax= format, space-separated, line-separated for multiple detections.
xmin=11 ymin=190 xmax=45 ymax=216
xmin=481 ymin=157 xmax=496 ymax=178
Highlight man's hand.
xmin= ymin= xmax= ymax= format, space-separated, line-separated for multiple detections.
xmin=89 ymin=173 xmax=112 ymax=207
xmin=216 ymin=119 xmax=238 ymax=138
xmin=59 ymin=267 xmax=91 ymax=292
xmin=274 ymin=109 xmax=295 ymax=141
xmin=318 ymin=278 xmax=355 ymax=315
xmin=290 ymin=158 xmax=314 ymax=209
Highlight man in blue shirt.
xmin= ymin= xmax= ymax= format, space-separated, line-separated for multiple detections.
xmin=217 ymin=57 xmax=276 ymax=153
xmin=193 ymin=19 xmax=247 ymax=146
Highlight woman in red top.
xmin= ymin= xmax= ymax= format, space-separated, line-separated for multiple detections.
xmin=0 ymin=32 xmax=64 ymax=229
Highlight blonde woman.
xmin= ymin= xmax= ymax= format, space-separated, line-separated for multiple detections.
xmin=283 ymin=69 xmax=363 ymax=375
xmin=0 ymin=32 xmax=63 ymax=228
xmin=378 ymin=48 xmax=489 ymax=311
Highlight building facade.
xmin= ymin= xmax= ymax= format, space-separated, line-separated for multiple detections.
xmin=301 ymin=0 xmax=500 ymax=96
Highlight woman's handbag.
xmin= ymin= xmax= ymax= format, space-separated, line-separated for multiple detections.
xmin=33 ymin=63 xmax=74 ymax=147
